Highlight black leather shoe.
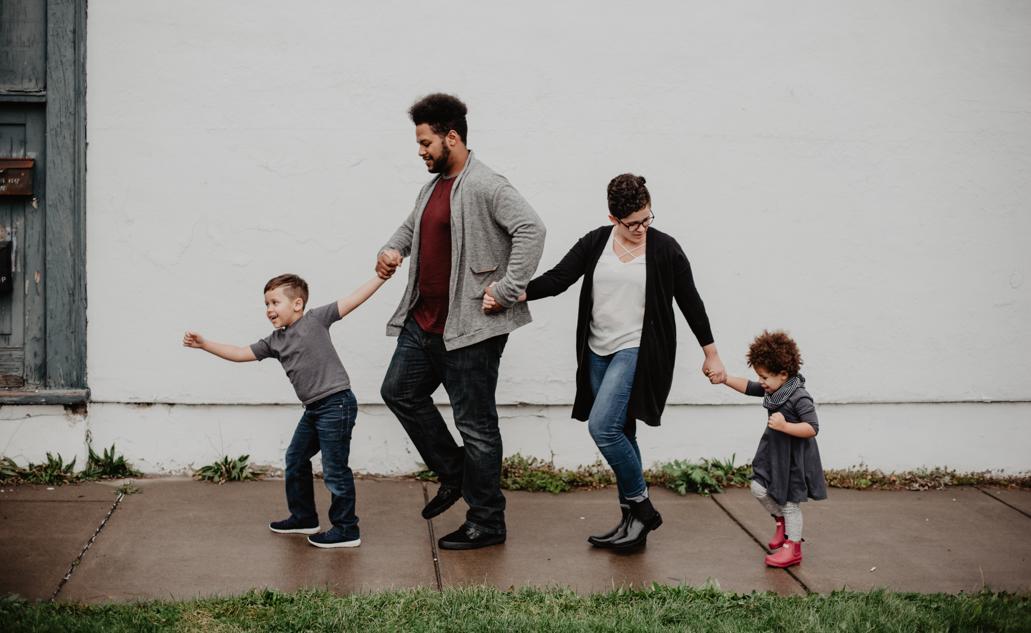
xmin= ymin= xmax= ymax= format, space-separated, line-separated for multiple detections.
xmin=611 ymin=497 xmax=663 ymax=551
xmin=438 ymin=523 xmax=506 ymax=550
xmin=587 ymin=504 xmax=632 ymax=548
xmin=422 ymin=485 xmax=463 ymax=519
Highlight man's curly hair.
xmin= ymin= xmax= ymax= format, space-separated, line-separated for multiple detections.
xmin=746 ymin=330 xmax=803 ymax=376
xmin=607 ymin=173 xmax=651 ymax=219
xmin=409 ymin=93 xmax=468 ymax=144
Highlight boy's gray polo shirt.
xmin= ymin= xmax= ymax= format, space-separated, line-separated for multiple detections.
xmin=250 ymin=302 xmax=351 ymax=405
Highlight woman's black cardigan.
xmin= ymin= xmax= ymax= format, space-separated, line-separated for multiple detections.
xmin=525 ymin=226 xmax=714 ymax=427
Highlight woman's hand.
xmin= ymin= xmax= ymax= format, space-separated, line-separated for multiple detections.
xmin=701 ymin=353 xmax=726 ymax=384
xmin=767 ymin=412 xmax=786 ymax=431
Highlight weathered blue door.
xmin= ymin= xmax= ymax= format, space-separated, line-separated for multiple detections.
xmin=0 ymin=105 xmax=46 ymax=387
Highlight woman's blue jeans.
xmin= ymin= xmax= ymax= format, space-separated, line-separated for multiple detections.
xmin=587 ymin=347 xmax=647 ymax=502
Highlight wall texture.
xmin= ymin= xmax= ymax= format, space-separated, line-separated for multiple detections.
xmin=8 ymin=1 xmax=1029 ymax=472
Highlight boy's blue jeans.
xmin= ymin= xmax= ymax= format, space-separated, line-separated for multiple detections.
xmin=381 ymin=318 xmax=508 ymax=534
xmin=587 ymin=347 xmax=647 ymax=502
xmin=284 ymin=389 xmax=358 ymax=537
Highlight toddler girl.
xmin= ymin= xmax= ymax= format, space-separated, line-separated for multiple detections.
xmin=717 ymin=330 xmax=826 ymax=567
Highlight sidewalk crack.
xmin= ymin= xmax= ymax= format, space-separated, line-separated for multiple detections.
xmin=975 ymin=486 xmax=1031 ymax=520
xmin=50 ymin=491 xmax=126 ymax=602
xmin=422 ymin=483 xmax=443 ymax=591
xmin=709 ymin=494 xmax=811 ymax=594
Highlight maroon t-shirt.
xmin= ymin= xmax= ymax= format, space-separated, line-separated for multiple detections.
xmin=412 ymin=177 xmax=455 ymax=334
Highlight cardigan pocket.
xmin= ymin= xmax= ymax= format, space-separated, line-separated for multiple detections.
xmin=469 ymin=263 xmax=499 ymax=298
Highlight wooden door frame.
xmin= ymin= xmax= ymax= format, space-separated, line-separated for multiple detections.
xmin=0 ymin=0 xmax=87 ymax=404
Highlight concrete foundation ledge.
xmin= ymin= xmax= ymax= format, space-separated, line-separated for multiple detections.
xmin=0 ymin=401 xmax=1028 ymax=474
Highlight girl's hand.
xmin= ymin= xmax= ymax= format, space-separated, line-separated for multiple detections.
xmin=183 ymin=331 xmax=205 ymax=348
xmin=767 ymin=412 xmax=786 ymax=431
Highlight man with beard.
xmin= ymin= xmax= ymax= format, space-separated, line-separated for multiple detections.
xmin=376 ymin=93 xmax=546 ymax=549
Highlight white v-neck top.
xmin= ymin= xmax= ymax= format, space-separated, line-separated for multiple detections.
xmin=588 ymin=230 xmax=647 ymax=356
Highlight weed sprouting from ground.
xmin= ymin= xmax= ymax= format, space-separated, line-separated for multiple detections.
xmin=192 ymin=455 xmax=265 ymax=484
xmin=647 ymin=455 xmax=753 ymax=495
xmin=83 ymin=444 xmax=142 ymax=480
xmin=21 ymin=453 xmax=78 ymax=486
xmin=0 ymin=445 xmax=142 ymax=486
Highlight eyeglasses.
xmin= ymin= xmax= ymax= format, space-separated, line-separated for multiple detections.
xmin=617 ymin=211 xmax=655 ymax=232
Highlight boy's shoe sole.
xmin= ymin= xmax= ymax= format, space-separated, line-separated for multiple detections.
xmin=269 ymin=525 xmax=320 ymax=535
xmin=307 ymin=536 xmax=361 ymax=549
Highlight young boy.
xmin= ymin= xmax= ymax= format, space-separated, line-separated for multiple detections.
xmin=183 ymin=273 xmax=385 ymax=548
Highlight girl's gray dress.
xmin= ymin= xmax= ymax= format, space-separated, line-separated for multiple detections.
xmin=746 ymin=375 xmax=827 ymax=506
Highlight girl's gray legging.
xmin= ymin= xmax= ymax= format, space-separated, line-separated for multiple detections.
xmin=750 ymin=480 xmax=803 ymax=542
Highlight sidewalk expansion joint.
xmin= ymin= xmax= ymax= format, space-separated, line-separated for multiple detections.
xmin=422 ymin=483 xmax=443 ymax=591
xmin=50 ymin=492 xmax=126 ymax=602
xmin=975 ymin=486 xmax=1031 ymax=520
xmin=709 ymin=494 xmax=812 ymax=594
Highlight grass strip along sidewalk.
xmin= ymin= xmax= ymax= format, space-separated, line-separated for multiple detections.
xmin=3 ymin=587 xmax=1029 ymax=632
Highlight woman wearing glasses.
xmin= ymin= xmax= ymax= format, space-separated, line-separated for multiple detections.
xmin=482 ymin=173 xmax=726 ymax=551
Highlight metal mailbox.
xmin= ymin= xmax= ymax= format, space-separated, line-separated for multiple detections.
xmin=0 ymin=159 xmax=34 ymax=196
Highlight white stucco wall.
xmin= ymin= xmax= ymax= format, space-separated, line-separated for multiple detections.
xmin=10 ymin=1 xmax=1031 ymax=472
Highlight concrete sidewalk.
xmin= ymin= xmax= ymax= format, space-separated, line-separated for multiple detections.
xmin=1 ymin=478 xmax=1028 ymax=602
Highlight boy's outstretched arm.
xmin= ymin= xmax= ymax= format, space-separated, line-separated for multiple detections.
xmin=183 ymin=331 xmax=257 ymax=362
xmin=336 ymin=275 xmax=388 ymax=319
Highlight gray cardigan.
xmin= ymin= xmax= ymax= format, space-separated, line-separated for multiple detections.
xmin=381 ymin=152 xmax=546 ymax=350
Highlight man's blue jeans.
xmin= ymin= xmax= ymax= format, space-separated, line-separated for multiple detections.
xmin=381 ymin=318 xmax=508 ymax=534
xmin=284 ymin=389 xmax=359 ymax=538
xmin=587 ymin=347 xmax=647 ymax=502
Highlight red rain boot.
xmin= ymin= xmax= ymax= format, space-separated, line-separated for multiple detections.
xmin=764 ymin=539 xmax=802 ymax=568
xmin=768 ymin=516 xmax=786 ymax=550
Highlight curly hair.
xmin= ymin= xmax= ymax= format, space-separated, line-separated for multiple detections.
xmin=409 ymin=93 xmax=468 ymax=144
xmin=746 ymin=330 xmax=803 ymax=376
xmin=264 ymin=274 xmax=309 ymax=308
xmin=607 ymin=173 xmax=651 ymax=219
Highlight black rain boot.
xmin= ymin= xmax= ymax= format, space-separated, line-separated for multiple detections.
xmin=610 ymin=497 xmax=663 ymax=551
xmin=587 ymin=504 xmax=632 ymax=548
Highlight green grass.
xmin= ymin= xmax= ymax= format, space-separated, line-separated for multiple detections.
xmin=1 ymin=587 xmax=1028 ymax=632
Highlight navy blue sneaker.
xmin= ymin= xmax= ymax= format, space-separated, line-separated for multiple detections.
xmin=307 ymin=526 xmax=361 ymax=549
xmin=269 ymin=516 xmax=319 ymax=535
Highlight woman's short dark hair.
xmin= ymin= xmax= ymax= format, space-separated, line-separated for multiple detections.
xmin=409 ymin=93 xmax=468 ymax=144
xmin=747 ymin=330 xmax=803 ymax=376
xmin=607 ymin=173 xmax=651 ymax=219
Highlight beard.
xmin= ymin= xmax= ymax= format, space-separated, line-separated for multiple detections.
xmin=427 ymin=143 xmax=451 ymax=174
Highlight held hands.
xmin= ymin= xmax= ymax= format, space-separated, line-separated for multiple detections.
xmin=376 ymin=249 xmax=403 ymax=280
xmin=767 ymin=412 xmax=787 ymax=432
xmin=702 ymin=357 xmax=726 ymax=385
xmin=481 ymin=283 xmax=528 ymax=314
xmin=482 ymin=282 xmax=504 ymax=314
xmin=182 ymin=331 xmax=205 ymax=349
